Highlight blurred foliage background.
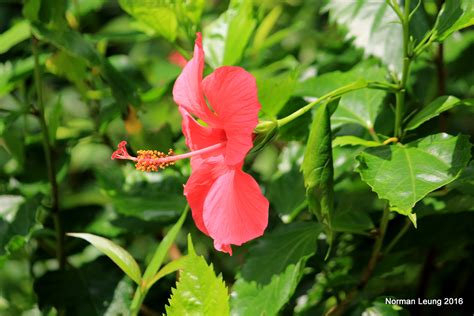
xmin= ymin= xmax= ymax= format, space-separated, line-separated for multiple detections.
xmin=0 ymin=0 xmax=473 ymax=315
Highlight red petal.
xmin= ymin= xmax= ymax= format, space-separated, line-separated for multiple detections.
xmin=202 ymin=168 xmax=268 ymax=249
xmin=172 ymin=33 xmax=214 ymax=122
xmin=183 ymin=159 xmax=227 ymax=236
xmin=202 ymin=66 xmax=261 ymax=165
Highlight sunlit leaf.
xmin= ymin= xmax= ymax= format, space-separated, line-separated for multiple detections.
xmin=333 ymin=136 xmax=381 ymax=148
xmin=405 ymin=96 xmax=461 ymax=131
xmin=165 ymin=235 xmax=229 ymax=316
xmin=432 ymin=0 xmax=474 ymax=41
xmin=326 ymin=0 xmax=403 ymax=74
xmin=67 ymin=233 xmax=142 ymax=284
xmin=203 ymin=0 xmax=256 ymax=68
xmin=357 ymin=133 xmax=472 ymax=214
xmin=0 ymin=20 xmax=30 ymax=54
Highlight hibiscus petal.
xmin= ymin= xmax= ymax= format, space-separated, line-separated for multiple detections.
xmin=202 ymin=66 xmax=261 ymax=165
xmin=172 ymin=33 xmax=214 ymax=121
xmin=183 ymin=159 xmax=227 ymax=236
xmin=203 ymin=168 xmax=269 ymax=251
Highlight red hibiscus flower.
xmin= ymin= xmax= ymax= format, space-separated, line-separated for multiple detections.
xmin=112 ymin=33 xmax=269 ymax=255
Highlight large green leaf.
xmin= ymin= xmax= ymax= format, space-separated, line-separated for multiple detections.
xmin=302 ymin=101 xmax=337 ymax=236
xmin=432 ymin=0 xmax=474 ymax=42
xmin=0 ymin=196 xmax=41 ymax=264
xmin=119 ymin=0 xmax=204 ymax=42
xmin=203 ymin=0 xmax=256 ymax=68
xmin=357 ymin=133 xmax=472 ymax=214
xmin=67 ymin=233 xmax=142 ymax=284
xmin=165 ymin=236 xmax=229 ymax=316
xmin=231 ymin=261 xmax=306 ymax=316
xmin=325 ymin=0 xmax=403 ymax=74
xmin=34 ymin=257 xmax=123 ymax=315
xmin=0 ymin=20 xmax=30 ymax=54
xmin=241 ymin=222 xmax=322 ymax=285
xmin=405 ymin=96 xmax=462 ymax=131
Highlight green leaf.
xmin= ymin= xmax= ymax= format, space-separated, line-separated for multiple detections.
xmin=142 ymin=206 xmax=189 ymax=284
xmin=357 ymin=133 xmax=472 ymax=214
xmin=67 ymin=233 xmax=142 ymax=284
xmin=333 ymin=136 xmax=381 ymax=148
xmin=32 ymin=23 xmax=139 ymax=110
xmin=119 ymin=1 xmax=177 ymax=41
xmin=326 ymin=0 xmax=403 ymax=74
xmin=0 ymin=20 xmax=31 ymax=54
xmin=231 ymin=261 xmax=306 ymax=316
xmin=118 ymin=0 xmax=205 ymax=42
xmin=302 ymin=101 xmax=337 ymax=237
xmin=256 ymin=69 xmax=298 ymax=117
xmin=405 ymin=96 xmax=461 ymax=131
xmin=252 ymin=5 xmax=282 ymax=54
xmin=34 ymin=257 xmax=123 ymax=315
xmin=104 ymin=278 xmax=134 ymax=316
xmin=0 ymin=196 xmax=40 ymax=264
xmin=296 ymin=62 xmax=387 ymax=130
xmin=432 ymin=0 xmax=474 ymax=42
xmin=203 ymin=0 xmax=256 ymax=68
xmin=165 ymin=235 xmax=229 ymax=316
xmin=241 ymin=222 xmax=322 ymax=285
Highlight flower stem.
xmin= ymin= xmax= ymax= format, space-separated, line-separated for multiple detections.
xmin=277 ymin=80 xmax=398 ymax=128
xmin=394 ymin=0 xmax=412 ymax=138
xmin=32 ymin=36 xmax=66 ymax=270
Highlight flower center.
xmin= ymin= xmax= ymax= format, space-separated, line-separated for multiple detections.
xmin=111 ymin=141 xmax=225 ymax=172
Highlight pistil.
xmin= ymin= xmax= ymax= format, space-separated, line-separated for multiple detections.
xmin=111 ymin=141 xmax=226 ymax=172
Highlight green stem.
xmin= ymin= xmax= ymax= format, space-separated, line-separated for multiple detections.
xmin=277 ymin=80 xmax=397 ymax=128
xmin=32 ymin=36 xmax=66 ymax=270
xmin=394 ymin=0 xmax=412 ymax=138
xmin=384 ymin=218 xmax=411 ymax=255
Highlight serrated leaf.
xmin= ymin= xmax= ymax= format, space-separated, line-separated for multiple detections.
xmin=231 ymin=261 xmax=305 ymax=316
xmin=165 ymin=236 xmax=229 ymax=316
xmin=203 ymin=0 xmax=256 ymax=68
xmin=67 ymin=233 xmax=142 ymax=284
xmin=241 ymin=222 xmax=322 ymax=285
xmin=357 ymin=133 xmax=472 ymax=214
xmin=405 ymin=96 xmax=461 ymax=131
xmin=326 ymin=0 xmax=403 ymax=74
xmin=0 ymin=20 xmax=30 ymax=54
xmin=432 ymin=0 xmax=474 ymax=42
xmin=302 ymin=101 xmax=337 ymax=237
xmin=333 ymin=136 xmax=381 ymax=148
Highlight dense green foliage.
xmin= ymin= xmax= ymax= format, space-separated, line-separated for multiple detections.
xmin=0 ymin=0 xmax=473 ymax=315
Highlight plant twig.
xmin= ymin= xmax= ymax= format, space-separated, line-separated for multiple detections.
xmin=32 ymin=36 xmax=66 ymax=270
